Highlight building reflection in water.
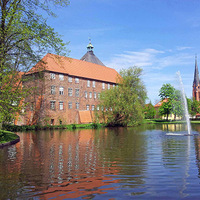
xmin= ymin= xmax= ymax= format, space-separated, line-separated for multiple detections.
xmin=0 ymin=127 xmax=147 ymax=199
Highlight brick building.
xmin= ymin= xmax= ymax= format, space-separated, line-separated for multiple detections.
xmin=16 ymin=42 xmax=119 ymax=125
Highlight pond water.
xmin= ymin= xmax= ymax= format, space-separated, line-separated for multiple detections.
xmin=1 ymin=124 xmax=200 ymax=199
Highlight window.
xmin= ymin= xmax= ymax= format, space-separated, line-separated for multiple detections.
xmin=98 ymin=93 xmax=100 ymax=99
xmin=75 ymin=78 xmax=79 ymax=83
xmin=108 ymin=84 xmax=110 ymax=90
xmin=97 ymin=106 xmax=100 ymax=111
xmin=113 ymin=84 xmax=115 ymax=88
xmin=51 ymin=119 xmax=55 ymax=125
xmin=59 ymin=101 xmax=64 ymax=110
xmin=86 ymin=105 xmax=90 ymax=110
xmin=30 ymin=102 xmax=34 ymax=111
xmin=89 ymin=92 xmax=92 ymax=99
xmin=68 ymin=102 xmax=72 ymax=109
xmin=59 ymin=87 xmax=64 ymax=95
xmin=87 ymin=80 xmax=90 ymax=87
xmin=94 ymin=92 xmax=97 ymax=99
xmin=50 ymin=73 xmax=55 ymax=79
xmin=50 ymin=101 xmax=56 ymax=110
xmin=51 ymin=86 xmax=55 ymax=94
xmin=91 ymin=105 xmax=95 ymax=111
xmin=85 ymin=91 xmax=88 ymax=98
xmin=75 ymin=89 xmax=79 ymax=97
xmin=92 ymin=81 xmax=95 ymax=88
xmin=102 ymin=82 xmax=105 ymax=89
xmin=68 ymin=88 xmax=72 ymax=96
xmin=59 ymin=74 xmax=64 ymax=81
xmin=68 ymin=76 xmax=72 ymax=82
xmin=76 ymin=102 xmax=79 ymax=109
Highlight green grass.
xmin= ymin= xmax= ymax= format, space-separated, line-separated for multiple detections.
xmin=2 ymin=122 xmax=104 ymax=132
xmin=0 ymin=130 xmax=19 ymax=144
xmin=143 ymin=119 xmax=200 ymax=124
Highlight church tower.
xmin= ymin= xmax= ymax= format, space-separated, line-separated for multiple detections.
xmin=193 ymin=56 xmax=200 ymax=101
xmin=80 ymin=40 xmax=105 ymax=66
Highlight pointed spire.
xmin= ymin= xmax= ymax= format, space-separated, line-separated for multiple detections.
xmin=193 ymin=55 xmax=200 ymax=86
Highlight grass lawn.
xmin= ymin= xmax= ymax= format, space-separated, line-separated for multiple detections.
xmin=0 ymin=130 xmax=19 ymax=144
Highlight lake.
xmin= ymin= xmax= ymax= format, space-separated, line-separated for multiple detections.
xmin=1 ymin=124 xmax=200 ymax=199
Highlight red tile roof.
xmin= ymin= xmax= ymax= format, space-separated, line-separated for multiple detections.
xmin=29 ymin=53 xmax=119 ymax=83
xmin=154 ymin=98 xmax=168 ymax=108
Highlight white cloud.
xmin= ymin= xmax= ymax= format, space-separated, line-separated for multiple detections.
xmin=105 ymin=48 xmax=194 ymax=103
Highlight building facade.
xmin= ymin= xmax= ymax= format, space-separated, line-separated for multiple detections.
xmin=16 ymin=43 xmax=119 ymax=125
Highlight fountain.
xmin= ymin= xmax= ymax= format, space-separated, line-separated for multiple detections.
xmin=166 ymin=71 xmax=192 ymax=136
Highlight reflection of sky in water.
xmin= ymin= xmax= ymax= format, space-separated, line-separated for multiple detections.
xmin=1 ymin=125 xmax=200 ymax=199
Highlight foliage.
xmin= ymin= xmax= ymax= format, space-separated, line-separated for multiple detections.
xmin=2 ymin=123 xmax=103 ymax=132
xmin=98 ymin=66 xmax=147 ymax=126
xmin=0 ymin=130 xmax=19 ymax=144
xmin=158 ymin=84 xmax=185 ymax=120
xmin=144 ymin=102 xmax=156 ymax=119
xmin=0 ymin=0 xmax=69 ymax=124
xmin=187 ymin=98 xmax=200 ymax=117
xmin=158 ymin=84 xmax=175 ymax=120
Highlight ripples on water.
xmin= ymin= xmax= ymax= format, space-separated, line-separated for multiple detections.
xmin=1 ymin=124 xmax=200 ymax=199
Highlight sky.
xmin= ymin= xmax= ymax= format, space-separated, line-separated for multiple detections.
xmin=45 ymin=0 xmax=200 ymax=104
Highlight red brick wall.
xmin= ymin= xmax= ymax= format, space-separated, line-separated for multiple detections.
xmin=21 ymin=71 xmax=116 ymax=125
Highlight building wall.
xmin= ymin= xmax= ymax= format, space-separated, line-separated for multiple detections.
xmin=20 ymin=71 xmax=116 ymax=125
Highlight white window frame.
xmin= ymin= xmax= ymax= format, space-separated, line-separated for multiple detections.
xmin=59 ymin=87 xmax=64 ymax=95
xmin=59 ymin=74 xmax=64 ymax=81
xmin=87 ymin=80 xmax=90 ymax=87
xmin=108 ymin=83 xmax=110 ymax=90
xmin=68 ymin=102 xmax=72 ymax=109
xmin=76 ymin=102 xmax=79 ymax=110
xmin=85 ymin=91 xmax=88 ymax=98
xmin=92 ymin=81 xmax=95 ymax=88
xmin=75 ymin=77 xmax=79 ymax=83
xmin=94 ymin=92 xmax=97 ymax=99
xmin=68 ymin=76 xmax=72 ymax=83
xmin=75 ymin=89 xmax=79 ymax=97
xmin=102 ymin=82 xmax=105 ymax=89
xmin=51 ymin=85 xmax=55 ymax=95
xmin=50 ymin=73 xmax=55 ymax=80
xmin=68 ymin=88 xmax=72 ymax=96
xmin=50 ymin=101 xmax=56 ymax=110
xmin=97 ymin=106 xmax=100 ymax=111
xmin=91 ymin=105 xmax=95 ymax=111
xmin=86 ymin=105 xmax=90 ymax=111
xmin=89 ymin=92 xmax=92 ymax=99
xmin=98 ymin=93 xmax=100 ymax=99
xmin=59 ymin=101 xmax=64 ymax=110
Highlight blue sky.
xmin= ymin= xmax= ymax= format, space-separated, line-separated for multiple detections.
xmin=46 ymin=0 xmax=200 ymax=104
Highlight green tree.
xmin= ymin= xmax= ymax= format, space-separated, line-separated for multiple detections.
xmin=187 ymin=98 xmax=200 ymax=117
xmin=159 ymin=83 xmax=175 ymax=120
xmin=144 ymin=102 xmax=156 ymax=119
xmin=98 ymin=66 xmax=147 ymax=126
xmin=171 ymin=89 xmax=184 ymax=120
xmin=0 ymin=0 xmax=69 ymax=124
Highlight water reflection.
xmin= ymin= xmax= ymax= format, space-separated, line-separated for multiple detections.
xmin=0 ymin=128 xmax=148 ymax=199
xmin=1 ymin=125 xmax=200 ymax=199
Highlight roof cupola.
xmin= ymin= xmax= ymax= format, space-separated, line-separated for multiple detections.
xmin=87 ymin=39 xmax=94 ymax=52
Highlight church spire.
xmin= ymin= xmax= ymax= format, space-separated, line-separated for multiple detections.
xmin=193 ymin=55 xmax=200 ymax=86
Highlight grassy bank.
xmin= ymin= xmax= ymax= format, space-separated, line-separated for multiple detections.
xmin=0 ymin=130 xmax=19 ymax=144
xmin=2 ymin=123 xmax=103 ymax=132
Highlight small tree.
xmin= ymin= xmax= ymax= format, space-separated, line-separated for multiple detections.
xmin=98 ymin=66 xmax=147 ymax=126
xmin=159 ymin=83 xmax=175 ymax=120
xmin=144 ymin=102 xmax=156 ymax=119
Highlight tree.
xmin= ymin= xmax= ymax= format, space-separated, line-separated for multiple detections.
xmin=144 ymin=102 xmax=156 ymax=119
xmin=187 ymin=98 xmax=200 ymax=117
xmin=98 ymin=66 xmax=147 ymax=126
xmin=158 ymin=84 xmax=175 ymax=120
xmin=0 ymin=0 xmax=69 ymax=124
